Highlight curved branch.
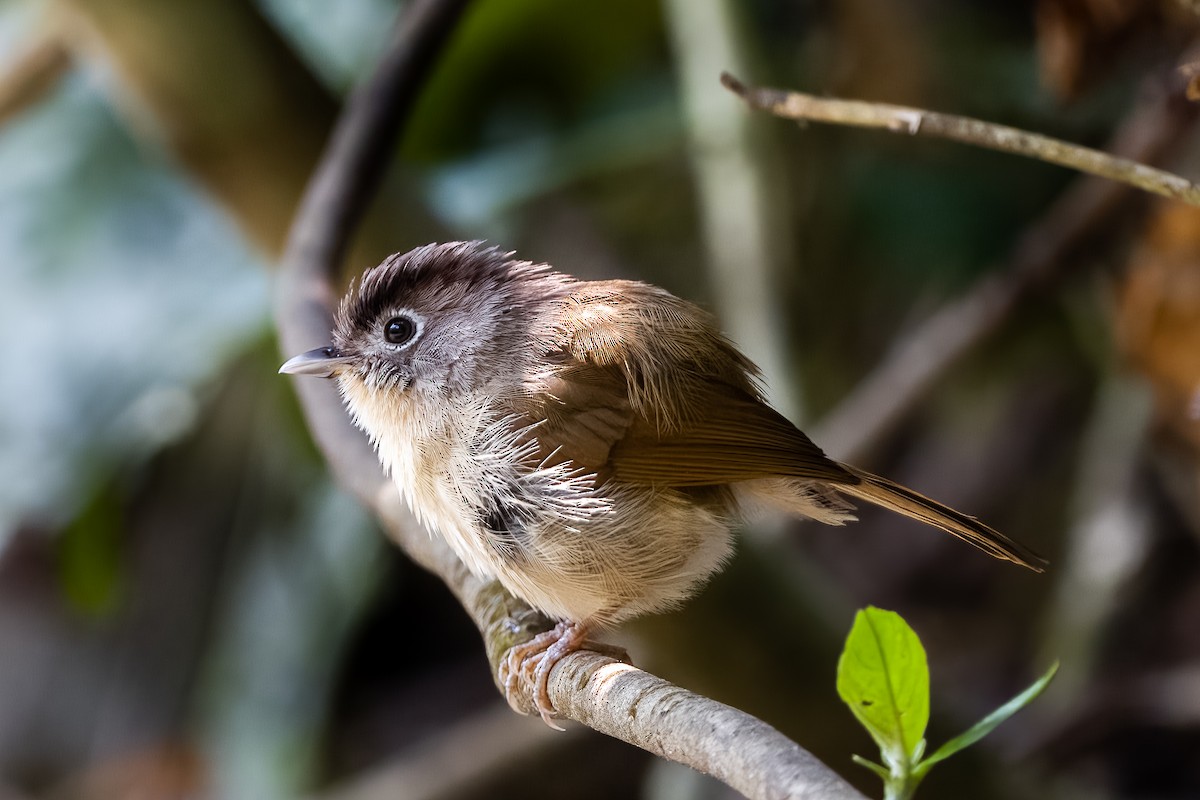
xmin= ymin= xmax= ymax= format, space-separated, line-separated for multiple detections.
xmin=274 ymin=2 xmax=865 ymax=798
xmin=548 ymin=654 xmax=865 ymax=800
xmin=275 ymin=0 xmax=471 ymax=500
xmin=721 ymin=72 xmax=1200 ymax=207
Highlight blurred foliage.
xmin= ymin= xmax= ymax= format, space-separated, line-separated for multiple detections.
xmin=401 ymin=0 xmax=668 ymax=159
xmin=56 ymin=478 xmax=126 ymax=616
xmin=0 ymin=70 xmax=267 ymax=541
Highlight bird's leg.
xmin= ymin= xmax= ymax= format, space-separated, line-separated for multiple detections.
xmin=498 ymin=622 xmax=569 ymax=718
xmin=498 ymin=619 xmax=629 ymax=728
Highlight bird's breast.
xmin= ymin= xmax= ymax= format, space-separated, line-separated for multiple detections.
xmin=339 ymin=380 xmax=504 ymax=576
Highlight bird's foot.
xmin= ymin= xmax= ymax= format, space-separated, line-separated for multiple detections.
xmin=498 ymin=620 xmax=629 ymax=729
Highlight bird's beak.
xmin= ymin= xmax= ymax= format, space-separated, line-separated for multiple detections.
xmin=279 ymin=346 xmax=354 ymax=378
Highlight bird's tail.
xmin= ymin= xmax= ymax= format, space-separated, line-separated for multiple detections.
xmin=836 ymin=464 xmax=1046 ymax=572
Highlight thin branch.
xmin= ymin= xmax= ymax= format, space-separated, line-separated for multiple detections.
xmin=1038 ymin=376 xmax=1154 ymax=709
xmin=796 ymin=78 xmax=1195 ymax=461
xmin=275 ymin=3 xmax=865 ymax=799
xmin=0 ymin=31 xmax=70 ymax=127
xmin=721 ymin=72 xmax=1200 ymax=207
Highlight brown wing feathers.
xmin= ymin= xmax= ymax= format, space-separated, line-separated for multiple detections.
xmin=532 ymin=280 xmax=1044 ymax=572
xmin=609 ymin=389 xmax=856 ymax=485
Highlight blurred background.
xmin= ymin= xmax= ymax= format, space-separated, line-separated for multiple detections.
xmin=1 ymin=0 xmax=1199 ymax=797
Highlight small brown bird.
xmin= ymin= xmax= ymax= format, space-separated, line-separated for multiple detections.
xmin=281 ymin=241 xmax=1043 ymax=724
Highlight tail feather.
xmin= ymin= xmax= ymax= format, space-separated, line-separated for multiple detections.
xmin=836 ymin=464 xmax=1046 ymax=572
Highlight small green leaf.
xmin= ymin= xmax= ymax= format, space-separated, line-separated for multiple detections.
xmin=837 ymin=607 xmax=930 ymax=769
xmin=914 ymin=661 xmax=1059 ymax=778
xmin=851 ymin=754 xmax=890 ymax=781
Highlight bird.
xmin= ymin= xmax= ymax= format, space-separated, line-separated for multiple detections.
xmin=280 ymin=240 xmax=1044 ymax=725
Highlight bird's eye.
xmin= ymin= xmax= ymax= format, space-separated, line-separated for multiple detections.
xmin=383 ymin=315 xmax=417 ymax=345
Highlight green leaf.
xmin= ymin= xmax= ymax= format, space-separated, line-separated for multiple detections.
xmin=914 ymin=661 xmax=1059 ymax=778
xmin=837 ymin=607 xmax=930 ymax=770
xmin=851 ymin=755 xmax=890 ymax=781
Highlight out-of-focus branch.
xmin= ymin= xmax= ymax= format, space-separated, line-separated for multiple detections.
xmin=314 ymin=704 xmax=577 ymax=800
xmin=0 ymin=779 xmax=34 ymax=800
xmin=276 ymin=0 xmax=474 ymax=499
xmin=274 ymin=3 xmax=866 ymax=798
xmin=1039 ymin=377 xmax=1154 ymax=707
xmin=722 ymin=71 xmax=1200 ymax=206
xmin=280 ymin=0 xmax=471 ymax=285
xmin=664 ymin=0 xmax=801 ymax=420
xmin=799 ymin=80 xmax=1196 ymax=461
xmin=0 ymin=31 xmax=70 ymax=126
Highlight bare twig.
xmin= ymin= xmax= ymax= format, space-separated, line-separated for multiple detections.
xmin=804 ymin=80 xmax=1196 ymax=461
xmin=275 ymin=3 xmax=865 ymax=799
xmin=0 ymin=31 xmax=70 ymax=127
xmin=722 ymin=72 xmax=1200 ymax=207
xmin=446 ymin=552 xmax=866 ymax=800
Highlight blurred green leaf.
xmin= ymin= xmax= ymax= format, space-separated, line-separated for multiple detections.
xmin=914 ymin=661 xmax=1059 ymax=778
xmin=57 ymin=481 xmax=126 ymax=615
xmin=402 ymin=0 xmax=667 ymax=160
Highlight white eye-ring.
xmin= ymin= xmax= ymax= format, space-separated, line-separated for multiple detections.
xmin=382 ymin=310 xmax=423 ymax=348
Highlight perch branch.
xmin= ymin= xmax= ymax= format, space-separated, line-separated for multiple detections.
xmin=275 ymin=2 xmax=865 ymax=798
xmin=548 ymin=654 xmax=865 ymax=800
xmin=722 ymin=72 xmax=1200 ymax=207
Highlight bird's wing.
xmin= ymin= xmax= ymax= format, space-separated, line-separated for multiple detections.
xmin=508 ymin=280 xmax=1045 ymax=572
xmin=514 ymin=280 xmax=855 ymax=487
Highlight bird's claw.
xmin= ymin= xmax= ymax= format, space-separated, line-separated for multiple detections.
xmin=498 ymin=620 xmax=594 ymax=729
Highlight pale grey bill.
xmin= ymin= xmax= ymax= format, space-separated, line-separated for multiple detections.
xmin=279 ymin=347 xmax=352 ymax=378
